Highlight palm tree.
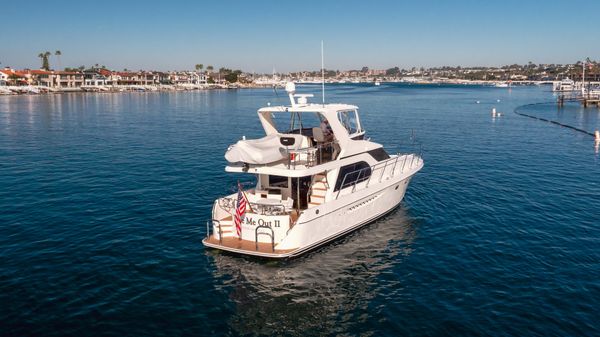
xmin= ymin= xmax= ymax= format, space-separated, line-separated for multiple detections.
xmin=42 ymin=51 xmax=51 ymax=70
xmin=55 ymin=50 xmax=62 ymax=70
xmin=195 ymin=64 xmax=204 ymax=72
xmin=207 ymin=65 xmax=214 ymax=73
xmin=38 ymin=53 xmax=45 ymax=69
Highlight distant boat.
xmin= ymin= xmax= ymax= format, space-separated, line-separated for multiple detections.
xmin=552 ymin=78 xmax=576 ymax=92
xmin=374 ymin=80 xmax=381 ymax=86
xmin=494 ymin=82 xmax=509 ymax=88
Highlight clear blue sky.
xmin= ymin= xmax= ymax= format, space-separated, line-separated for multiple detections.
xmin=1 ymin=0 xmax=599 ymax=72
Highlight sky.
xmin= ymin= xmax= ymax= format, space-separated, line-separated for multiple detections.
xmin=1 ymin=0 xmax=599 ymax=73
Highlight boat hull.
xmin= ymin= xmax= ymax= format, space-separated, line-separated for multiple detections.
xmin=202 ymin=162 xmax=421 ymax=259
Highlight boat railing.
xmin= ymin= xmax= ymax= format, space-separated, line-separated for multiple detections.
xmin=336 ymin=149 xmax=423 ymax=200
xmin=285 ymin=140 xmax=339 ymax=169
xmin=207 ymin=219 xmax=223 ymax=244
xmin=219 ymin=196 xmax=288 ymax=216
xmin=255 ymin=225 xmax=275 ymax=252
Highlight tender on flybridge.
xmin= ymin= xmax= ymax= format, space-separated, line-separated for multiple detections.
xmin=202 ymin=82 xmax=423 ymax=258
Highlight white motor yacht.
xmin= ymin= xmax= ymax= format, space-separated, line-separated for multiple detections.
xmin=552 ymin=78 xmax=576 ymax=92
xmin=202 ymin=82 xmax=424 ymax=258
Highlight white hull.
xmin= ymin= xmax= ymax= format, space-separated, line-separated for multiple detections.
xmin=203 ymin=156 xmax=422 ymax=258
xmin=281 ymin=174 xmax=412 ymax=257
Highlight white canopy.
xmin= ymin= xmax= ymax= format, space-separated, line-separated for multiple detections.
xmin=225 ymin=134 xmax=304 ymax=164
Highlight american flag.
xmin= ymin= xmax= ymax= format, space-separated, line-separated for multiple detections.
xmin=234 ymin=184 xmax=247 ymax=238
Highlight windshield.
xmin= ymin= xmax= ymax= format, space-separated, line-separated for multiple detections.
xmin=268 ymin=111 xmax=326 ymax=135
xmin=337 ymin=109 xmax=362 ymax=135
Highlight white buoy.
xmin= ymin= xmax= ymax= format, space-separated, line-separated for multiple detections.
xmin=497 ymin=99 xmax=501 ymax=102
xmin=476 ymin=100 xmax=480 ymax=104
xmin=491 ymin=107 xmax=497 ymax=117
xmin=595 ymin=130 xmax=600 ymax=142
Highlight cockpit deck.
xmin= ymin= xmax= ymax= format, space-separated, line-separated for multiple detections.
xmin=203 ymin=235 xmax=297 ymax=256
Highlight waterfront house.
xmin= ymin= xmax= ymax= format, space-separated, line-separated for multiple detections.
xmin=190 ymin=71 xmax=207 ymax=85
xmin=169 ymin=71 xmax=207 ymax=85
xmin=83 ymin=70 xmax=108 ymax=86
xmin=0 ymin=70 xmax=8 ymax=86
xmin=24 ymin=69 xmax=84 ymax=88
xmin=54 ymin=71 xmax=84 ymax=88
xmin=155 ymin=72 xmax=171 ymax=84
xmin=113 ymin=71 xmax=158 ymax=86
xmin=0 ymin=68 xmax=28 ymax=86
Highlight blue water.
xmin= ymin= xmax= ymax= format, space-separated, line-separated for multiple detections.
xmin=1 ymin=84 xmax=599 ymax=336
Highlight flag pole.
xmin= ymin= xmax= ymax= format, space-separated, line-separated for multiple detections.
xmin=239 ymin=181 xmax=254 ymax=213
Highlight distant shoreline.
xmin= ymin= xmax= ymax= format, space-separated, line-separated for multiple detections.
xmin=0 ymin=83 xmax=278 ymax=96
xmin=0 ymin=80 xmax=565 ymax=96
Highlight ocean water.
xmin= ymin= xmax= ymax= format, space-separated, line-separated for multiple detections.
xmin=1 ymin=84 xmax=599 ymax=336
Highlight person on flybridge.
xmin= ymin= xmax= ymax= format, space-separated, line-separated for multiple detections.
xmin=320 ymin=118 xmax=334 ymax=142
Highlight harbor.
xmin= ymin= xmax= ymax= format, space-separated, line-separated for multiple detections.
xmin=2 ymin=0 xmax=600 ymax=336
xmin=2 ymin=83 xmax=599 ymax=336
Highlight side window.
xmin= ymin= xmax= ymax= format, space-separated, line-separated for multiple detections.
xmin=269 ymin=175 xmax=288 ymax=188
xmin=268 ymin=111 xmax=292 ymax=133
xmin=334 ymin=161 xmax=371 ymax=191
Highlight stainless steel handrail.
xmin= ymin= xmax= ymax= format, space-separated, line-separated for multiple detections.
xmin=286 ymin=140 xmax=339 ymax=169
xmin=336 ymin=152 xmax=422 ymax=199
xmin=219 ymin=196 xmax=288 ymax=216
xmin=209 ymin=219 xmax=222 ymax=244
xmin=255 ymin=225 xmax=275 ymax=252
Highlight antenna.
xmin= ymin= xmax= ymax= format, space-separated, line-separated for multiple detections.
xmin=321 ymin=40 xmax=325 ymax=106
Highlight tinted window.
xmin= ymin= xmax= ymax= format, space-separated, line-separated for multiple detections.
xmin=334 ymin=161 xmax=371 ymax=191
xmin=269 ymin=175 xmax=288 ymax=188
xmin=368 ymin=148 xmax=390 ymax=161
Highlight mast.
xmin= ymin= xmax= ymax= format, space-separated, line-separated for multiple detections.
xmin=582 ymin=59 xmax=586 ymax=96
xmin=321 ymin=40 xmax=325 ymax=106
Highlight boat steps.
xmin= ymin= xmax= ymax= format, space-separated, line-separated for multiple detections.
xmin=204 ymin=235 xmax=295 ymax=256
xmin=217 ymin=217 xmax=236 ymax=238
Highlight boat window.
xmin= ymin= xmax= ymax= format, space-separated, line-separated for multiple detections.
xmin=269 ymin=175 xmax=288 ymax=188
xmin=368 ymin=148 xmax=390 ymax=161
xmin=290 ymin=111 xmax=326 ymax=136
xmin=334 ymin=161 xmax=371 ymax=191
xmin=337 ymin=110 xmax=362 ymax=135
xmin=268 ymin=111 xmax=293 ymax=133
xmin=270 ymin=111 xmax=328 ymax=136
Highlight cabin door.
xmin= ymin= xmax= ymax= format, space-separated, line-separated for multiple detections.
xmin=291 ymin=176 xmax=312 ymax=210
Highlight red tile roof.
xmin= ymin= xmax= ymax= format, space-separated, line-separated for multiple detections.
xmin=28 ymin=69 xmax=53 ymax=75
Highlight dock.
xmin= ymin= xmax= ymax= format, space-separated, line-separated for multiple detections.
xmin=557 ymin=93 xmax=600 ymax=107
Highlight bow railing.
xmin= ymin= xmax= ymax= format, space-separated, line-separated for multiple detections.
xmin=336 ymin=149 xmax=423 ymax=200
